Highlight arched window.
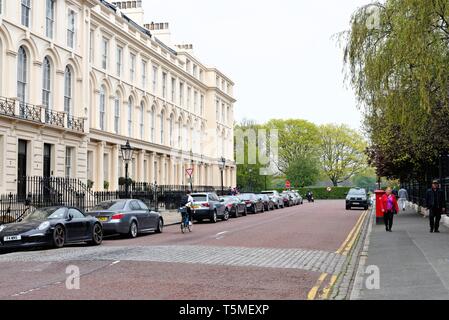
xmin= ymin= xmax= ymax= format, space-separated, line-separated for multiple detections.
xmin=177 ymin=117 xmax=182 ymax=148
xmin=127 ymin=97 xmax=133 ymax=137
xmin=169 ymin=114 xmax=174 ymax=146
xmin=139 ymin=102 xmax=144 ymax=139
xmin=42 ymin=57 xmax=51 ymax=110
xmin=17 ymin=46 xmax=28 ymax=105
xmin=64 ymin=66 xmax=72 ymax=116
xmin=99 ymin=86 xmax=106 ymax=130
xmin=150 ymin=106 xmax=155 ymax=143
xmin=160 ymin=110 xmax=165 ymax=145
xmin=114 ymin=94 xmax=120 ymax=134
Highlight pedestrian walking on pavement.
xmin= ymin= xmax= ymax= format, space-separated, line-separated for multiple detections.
xmin=380 ymin=187 xmax=399 ymax=232
xmin=398 ymin=187 xmax=408 ymax=211
xmin=425 ymin=180 xmax=446 ymax=233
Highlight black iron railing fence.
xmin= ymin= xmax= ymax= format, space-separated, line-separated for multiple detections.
xmin=0 ymin=96 xmax=85 ymax=133
xmin=1 ymin=176 xmax=232 ymax=224
xmin=402 ymin=178 xmax=449 ymax=208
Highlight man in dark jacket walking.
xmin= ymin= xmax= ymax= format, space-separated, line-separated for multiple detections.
xmin=426 ymin=180 xmax=447 ymax=233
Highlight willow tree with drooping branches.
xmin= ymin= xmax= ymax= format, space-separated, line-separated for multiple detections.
xmin=342 ymin=0 xmax=449 ymax=181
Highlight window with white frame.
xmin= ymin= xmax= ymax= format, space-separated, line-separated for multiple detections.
xmin=179 ymin=82 xmax=184 ymax=106
xmin=65 ymin=147 xmax=74 ymax=178
xmin=130 ymin=53 xmax=136 ymax=81
xmin=177 ymin=117 xmax=182 ymax=147
xmin=142 ymin=60 xmax=147 ymax=88
xmin=101 ymin=38 xmax=108 ymax=69
xmin=17 ymin=47 xmax=28 ymax=105
xmin=222 ymin=103 xmax=225 ymax=123
xmin=128 ymin=97 xmax=133 ymax=137
xmin=169 ymin=114 xmax=174 ymax=146
xmin=193 ymin=65 xmax=198 ymax=78
xmin=152 ymin=66 xmax=158 ymax=93
xmin=216 ymin=99 xmax=220 ymax=122
xmin=139 ymin=102 xmax=144 ymax=139
xmin=21 ymin=0 xmax=31 ymax=27
xmin=171 ymin=77 xmax=176 ymax=103
xmin=67 ymin=10 xmax=76 ymax=49
xmin=200 ymin=95 xmax=204 ymax=116
xmin=187 ymin=87 xmax=191 ymax=110
xmin=150 ymin=106 xmax=155 ymax=142
xmin=114 ymin=95 xmax=120 ymax=134
xmin=64 ymin=67 xmax=72 ymax=116
xmin=42 ymin=57 xmax=51 ymax=110
xmin=46 ymin=0 xmax=55 ymax=38
xmin=194 ymin=91 xmax=198 ymax=114
xmin=116 ymin=46 xmax=122 ymax=77
xmin=162 ymin=72 xmax=167 ymax=98
xmin=89 ymin=30 xmax=94 ymax=63
xmin=150 ymin=106 xmax=156 ymax=142
xmin=160 ymin=110 xmax=165 ymax=145
xmin=99 ymin=86 xmax=106 ymax=130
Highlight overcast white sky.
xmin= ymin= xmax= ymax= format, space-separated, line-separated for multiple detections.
xmin=143 ymin=0 xmax=371 ymax=129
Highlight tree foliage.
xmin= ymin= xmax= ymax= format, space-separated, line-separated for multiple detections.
xmin=342 ymin=0 xmax=449 ymax=180
xmin=319 ymin=124 xmax=368 ymax=186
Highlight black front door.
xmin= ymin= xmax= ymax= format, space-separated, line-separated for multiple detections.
xmin=43 ymin=144 xmax=51 ymax=178
xmin=17 ymin=140 xmax=28 ymax=199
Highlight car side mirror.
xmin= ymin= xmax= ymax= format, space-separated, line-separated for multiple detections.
xmin=67 ymin=213 xmax=74 ymax=221
xmin=220 ymin=199 xmax=225 ymax=202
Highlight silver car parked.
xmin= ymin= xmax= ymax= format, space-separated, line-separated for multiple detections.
xmin=87 ymin=199 xmax=164 ymax=238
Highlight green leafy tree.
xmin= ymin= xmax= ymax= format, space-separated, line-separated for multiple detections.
xmin=319 ymin=124 xmax=368 ymax=186
xmin=342 ymin=0 xmax=449 ymax=180
xmin=285 ymin=156 xmax=320 ymax=188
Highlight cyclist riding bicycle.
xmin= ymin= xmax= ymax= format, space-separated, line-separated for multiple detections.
xmin=181 ymin=190 xmax=194 ymax=226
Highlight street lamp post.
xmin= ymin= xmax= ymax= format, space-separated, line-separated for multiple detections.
xmin=248 ymin=168 xmax=253 ymax=192
xmin=121 ymin=140 xmax=134 ymax=198
xmin=190 ymin=150 xmax=194 ymax=192
xmin=219 ymin=157 xmax=226 ymax=195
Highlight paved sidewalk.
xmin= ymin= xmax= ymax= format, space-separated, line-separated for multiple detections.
xmin=357 ymin=206 xmax=449 ymax=300
xmin=159 ymin=210 xmax=181 ymax=226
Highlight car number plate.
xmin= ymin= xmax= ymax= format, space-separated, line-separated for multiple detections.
xmin=4 ymin=235 xmax=21 ymax=242
xmin=352 ymin=202 xmax=359 ymax=205
xmin=98 ymin=217 xmax=109 ymax=222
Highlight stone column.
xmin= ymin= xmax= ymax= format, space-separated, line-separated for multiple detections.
xmin=137 ymin=150 xmax=145 ymax=183
xmin=160 ymin=155 xmax=166 ymax=185
xmin=110 ymin=145 xmax=119 ymax=191
xmin=96 ymin=142 xmax=105 ymax=191
xmin=148 ymin=152 xmax=155 ymax=184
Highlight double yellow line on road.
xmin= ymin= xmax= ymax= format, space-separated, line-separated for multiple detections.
xmin=307 ymin=210 xmax=368 ymax=300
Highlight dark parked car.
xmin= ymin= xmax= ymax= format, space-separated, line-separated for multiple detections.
xmin=346 ymin=188 xmax=369 ymax=210
xmin=220 ymin=196 xmax=248 ymax=218
xmin=258 ymin=194 xmax=275 ymax=211
xmin=190 ymin=193 xmax=228 ymax=223
xmin=87 ymin=199 xmax=163 ymax=238
xmin=238 ymin=193 xmax=265 ymax=213
xmin=0 ymin=206 xmax=103 ymax=250
xmin=261 ymin=190 xmax=284 ymax=209
xmin=280 ymin=192 xmax=294 ymax=207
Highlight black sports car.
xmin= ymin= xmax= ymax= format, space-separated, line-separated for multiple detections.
xmin=0 ymin=206 xmax=103 ymax=251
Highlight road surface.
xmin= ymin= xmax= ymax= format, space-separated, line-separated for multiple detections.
xmin=0 ymin=200 xmax=365 ymax=300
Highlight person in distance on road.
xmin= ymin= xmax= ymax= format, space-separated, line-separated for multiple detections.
xmin=380 ymin=187 xmax=399 ymax=232
xmin=425 ymin=180 xmax=446 ymax=233
xmin=398 ymin=186 xmax=409 ymax=211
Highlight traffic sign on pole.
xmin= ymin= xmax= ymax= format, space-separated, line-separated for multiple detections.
xmin=186 ymin=168 xmax=194 ymax=177
xmin=285 ymin=180 xmax=291 ymax=189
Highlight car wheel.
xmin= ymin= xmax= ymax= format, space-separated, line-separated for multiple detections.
xmin=223 ymin=209 xmax=230 ymax=221
xmin=364 ymin=206 xmax=369 ymax=211
xmin=128 ymin=221 xmax=138 ymax=238
xmin=346 ymin=206 xmax=351 ymax=210
xmin=210 ymin=210 xmax=218 ymax=223
xmin=88 ymin=223 xmax=103 ymax=246
xmin=156 ymin=218 xmax=164 ymax=233
xmin=233 ymin=207 xmax=239 ymax=218
xmin=53 ymin=225 xmax=65 ymax=248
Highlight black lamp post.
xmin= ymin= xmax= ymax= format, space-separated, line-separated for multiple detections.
xmin=190 ymin=150 xmax=194 ymax=192
xmin=219 ymin=156 xmax=226 ymax=195
xmin=121 ymin=140 xmax=134 ymax=198
xmin=248 ymin=168 xmax=253 ymax=192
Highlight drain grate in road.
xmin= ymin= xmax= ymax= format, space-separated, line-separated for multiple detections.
xmin=0 ymin=245 xmax=346 ymax=274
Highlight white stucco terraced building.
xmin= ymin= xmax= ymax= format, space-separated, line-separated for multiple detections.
xmin=0 ymin=0 xmax=236 ymax=194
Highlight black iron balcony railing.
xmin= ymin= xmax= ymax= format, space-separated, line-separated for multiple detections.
xmin=0 ymin=96 xmax=85 ymax=133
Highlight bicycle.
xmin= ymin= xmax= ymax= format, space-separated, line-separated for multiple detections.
xmin=180 ymin=206 xmax=193 ymax=233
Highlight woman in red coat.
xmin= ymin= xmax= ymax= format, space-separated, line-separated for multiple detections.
xmin=380 ymin=187 xmax=399 ymax=232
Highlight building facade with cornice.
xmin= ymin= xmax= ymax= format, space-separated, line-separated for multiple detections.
xmin=0 ymin=0 xmax=236 ymax=194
